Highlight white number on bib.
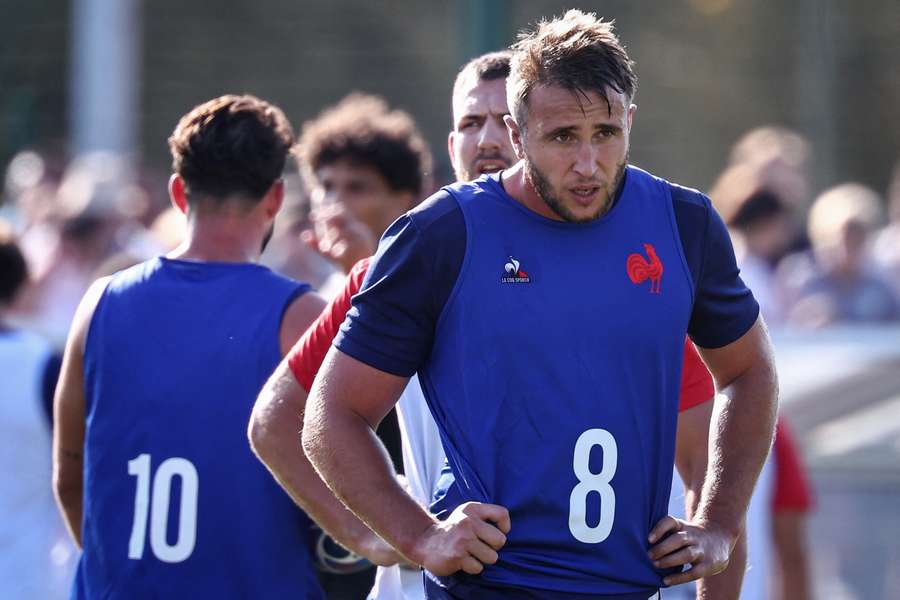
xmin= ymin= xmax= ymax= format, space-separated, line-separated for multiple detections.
xmin=127 ymin=454 xmax=199 ymax=562
xmin=568 ymin=428 xmax=618 ymax=543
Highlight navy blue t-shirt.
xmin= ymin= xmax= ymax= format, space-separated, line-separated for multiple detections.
xmin=336 ymin=167 xmax=758 ymax=598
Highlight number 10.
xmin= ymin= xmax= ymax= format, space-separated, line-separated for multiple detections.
xmin=127 ymin=454 xmax=199 ymax=563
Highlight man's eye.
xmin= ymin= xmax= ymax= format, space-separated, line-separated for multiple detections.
xmin=461 ymin=120 xmax=481 ymax=130
xmin=555 ymin=132 xmax=573 ymax=143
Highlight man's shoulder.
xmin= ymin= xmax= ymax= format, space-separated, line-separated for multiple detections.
xmin=404 ymin=185 xmax=466 ymax=242
xmin=628 ymin=165 xmax=710 ymax=210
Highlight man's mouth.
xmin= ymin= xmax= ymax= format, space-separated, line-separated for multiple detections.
xmin=569 ymin=185 xmax=601 ymax=206
xmin=475 ymin=159 xmax=508 ymax=174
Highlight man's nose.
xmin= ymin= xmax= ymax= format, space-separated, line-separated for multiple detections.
xmin=572 ymin=143 xmax=599 ymax=178
xmin=478 ymin=118 xmax=505 ymax=151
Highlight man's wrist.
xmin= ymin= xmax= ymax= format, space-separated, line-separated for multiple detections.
xmin=395 ymin=515 xmax=439 ymax=567
xmin=694 ymin=514 xmax=743 ymax=546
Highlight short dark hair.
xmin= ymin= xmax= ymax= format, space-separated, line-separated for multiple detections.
xmin=0 ymin=221 xmax=27 ymax=306
xmin=452 ymin=51 xmax=512 ymax=101
xmin=297 ymin=93 xmax=432 ymax=197
xmin=729 ymin=189 xmax=788 ymax=230
xmin=508 ymin=9 xmax=637 ymax=127
xmin=168 ymin=94 xmax=294 ymax=205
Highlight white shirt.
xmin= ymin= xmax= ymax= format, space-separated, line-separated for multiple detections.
xmin=368 ymin=374 xmax=446 ymax=600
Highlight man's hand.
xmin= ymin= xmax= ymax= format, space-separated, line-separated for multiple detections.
xmin=409 ymin=502 xmax=511 ymax=576
xmin=647 ymin=515 xmax=736 ymax=587
xmin=305 ymin=204 xmax=376 ymax=273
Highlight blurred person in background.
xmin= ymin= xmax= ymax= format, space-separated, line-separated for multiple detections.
xmin=711 ymin=169 xmax=794 ymax=326
xmin=296 ymin=92 xmax=433 ymax=275
xmin=873 ymin=159 xmax=900 ymax=296
xmin=263 ymin=171 xmax=346 ymax=299
xmin=778 ymin=182 xmax=900 ymax=327
xmin=0 ymin=220 xmax=76 ymax=599
xmin=727 ymin=126 xmax=812 ymax=217
xmin=52 ymin=94 xmax=341 ymax=599
xmin=291 ymin=91 xmax=434 ymax=599
xmin=9 ymin=153 xmax=162 ymax=348
xmin=715 ymin=126 xmax=813 ymax=261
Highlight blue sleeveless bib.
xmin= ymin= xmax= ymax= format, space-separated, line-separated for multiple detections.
xmin=76 ymin=257 xmax=323 ymax=599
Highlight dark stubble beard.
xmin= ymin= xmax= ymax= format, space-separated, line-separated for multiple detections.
xmin=525 ymin=152 xmax=628 ymax=224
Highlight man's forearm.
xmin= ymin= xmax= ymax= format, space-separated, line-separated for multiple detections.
xmin=303 ymin=396 xmax=435 ymax=562
xmin=681 ymin=443 xmax=746 ymax=600
xmin=696 ymin=369 xmax=778 ymax=538
xmin=53 ymin=457 xmax=84 ymax=548
xmin=250 ymin=365 xmax=384 ymax=557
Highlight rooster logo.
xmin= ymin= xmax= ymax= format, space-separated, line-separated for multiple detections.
xmin=627 ymin=243 xmax=663 ymax=294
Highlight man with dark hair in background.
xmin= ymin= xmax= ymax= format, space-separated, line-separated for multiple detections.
xmin=297 ymin=92 xmax=433 ymax=275
xmin=52 ymin=94 xmax=391 ymax=599
xmin=302 ymin=10 xmax=777 ymax=600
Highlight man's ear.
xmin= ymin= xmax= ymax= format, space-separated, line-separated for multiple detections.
xmin=168 ymin=174 xmax=189 ymax=215
xmin=263 ymin=179 xmax=285 ymax=219
xmin=448 ymin=131 xmax=458 ymax=172
xmin=504 ymin=115 xmax=526 ymax=160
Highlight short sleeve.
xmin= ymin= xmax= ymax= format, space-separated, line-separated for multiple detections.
xmin=334 ymin=190 xmax=466 ymax=376
xmin=678 ymin=338 xmax=714 ymax=412
xmin=286 ymin=258 xmax=371 ymax=391
xmin=672 ymin=186 xmax=760 ymax=348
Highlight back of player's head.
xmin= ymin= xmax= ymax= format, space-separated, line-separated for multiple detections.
xmin=168 ymin=94 xmax=294 ymax=207
xmin=453 ymin=51 xmax=512 ymax=102
xmin=507 ymin=9 xmax=637 ymax=128
xmin=296 ymin=93 xmax=432 ymax=198
xmin=0 ymin=220 xmax=27 ymax=307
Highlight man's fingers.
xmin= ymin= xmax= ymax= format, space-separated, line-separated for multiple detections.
xmin=466 ymin=540 xmax=499 ymax=566
xmin=473 ymin=519 xmax=507 ymax=551
xmin=653 ymin=544 xmax=703 ymax=569
xmin=468 ymin=503 xmax=511 ymax=534
xmin=300 ymin=229 xmax=318 ymax=250
xmin=460 ymin=556 xmax=484 ymax=575
xmin=648 ymin=530 xmax=690 ymax=561
xmin=648 ymin=515 xmax=681 ymax=544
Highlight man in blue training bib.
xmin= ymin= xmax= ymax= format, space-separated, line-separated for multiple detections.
xmin=303 ymin=10 xmax=778 ymax=600
xmin=52 ymin=95 xmax=392 ymax=599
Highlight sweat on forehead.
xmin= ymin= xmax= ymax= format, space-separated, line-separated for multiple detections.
xmin=506 ymin=9 xmax=637 ymax=124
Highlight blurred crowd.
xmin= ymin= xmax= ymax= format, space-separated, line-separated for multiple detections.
xmin=1 ymin=93 xmax=898 ymax=599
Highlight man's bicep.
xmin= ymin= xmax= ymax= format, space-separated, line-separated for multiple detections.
xmin=314 ymin=346 xmax=410 ymax=429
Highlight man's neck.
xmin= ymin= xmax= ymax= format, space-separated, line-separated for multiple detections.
xmin=168 ymin=215 xmax=263 ymax=263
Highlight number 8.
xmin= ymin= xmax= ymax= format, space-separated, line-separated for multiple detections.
xmin=568 ymin=428 xmax=617 ymax=543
